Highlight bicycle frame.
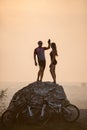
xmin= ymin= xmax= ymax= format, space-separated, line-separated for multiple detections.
xmin=39 ymin=100 xmax=62 ymax=119
xmin=48 ymin=102 xmax=62 ymax=113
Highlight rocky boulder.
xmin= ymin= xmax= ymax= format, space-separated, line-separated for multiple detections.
xmin=8 ymin=81 xmax=69 ymax=110
xmin=2 ymin=82 xmax=70 ymax=127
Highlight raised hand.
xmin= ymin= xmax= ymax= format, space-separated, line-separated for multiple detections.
xmin=48 ymin=39 xmax=51 ymax=44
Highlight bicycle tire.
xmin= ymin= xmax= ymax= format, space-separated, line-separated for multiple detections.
xmin=62 ymin=104 xmax=80 ymax=122
xmin=1 ymin=110 xmax=16 ymax=127
xmin=30 ymin=106 xmax=50 ymax=127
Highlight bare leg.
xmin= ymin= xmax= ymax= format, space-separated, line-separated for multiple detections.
xmin=40 ymin=67 xmax=45 ymax=82
xmin=50 ymin=65 xmax=56 ymax=83
xmin=37 ymin=67 xmax=41 ymax=81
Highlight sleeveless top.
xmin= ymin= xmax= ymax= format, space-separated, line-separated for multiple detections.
xmin=35 ymin=47 xmax=45 ymax=61
xmin=50 ymin=51 xmax=57 ymax=65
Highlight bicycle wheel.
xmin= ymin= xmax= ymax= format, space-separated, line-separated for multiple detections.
xmin=62 ymin=104 xmax=80 ymax=122
xmin=31 ymin=107 xmax=50 ymax=127
xmin=39 ymin=108 xmax=51 ymax=127
xmin=1 ymin=110 xmax=16 ymax=127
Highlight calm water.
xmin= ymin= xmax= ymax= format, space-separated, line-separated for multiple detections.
xmin=0 ymin=81 xmax=87 ymax=109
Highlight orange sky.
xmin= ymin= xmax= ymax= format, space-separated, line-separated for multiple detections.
xmin=0 ymin=0 xmax=87 ymax=82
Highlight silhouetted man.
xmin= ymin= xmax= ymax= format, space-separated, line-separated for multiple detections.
xmin=34 ymin=40 xmax=50 ymax=81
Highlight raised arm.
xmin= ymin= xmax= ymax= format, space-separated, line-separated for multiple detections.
xmin=44 ymin=39 xmax=51 ymax=50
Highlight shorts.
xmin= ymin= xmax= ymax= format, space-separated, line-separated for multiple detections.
xmin=38 ymin=60 xmax=46 ymax=69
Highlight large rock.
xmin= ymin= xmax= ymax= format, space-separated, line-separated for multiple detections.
xmin=7 ymin=81 xmax=69 ymax=111
xmin=1 ymin=81 xmax=71 ymax=127
xmin=2 ymin=82 xmax=81 ymax=128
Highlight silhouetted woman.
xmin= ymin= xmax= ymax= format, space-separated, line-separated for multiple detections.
xmin=49 ymin=43 xmax=58 ymax=83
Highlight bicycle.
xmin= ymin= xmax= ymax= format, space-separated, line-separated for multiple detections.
xmin=1 ymin=93 xmax=50 ymax=127
xmin=36 ymin=96 xmax=80 ymax=126
xmin=1 ymin=89 xmax=80 ymax=127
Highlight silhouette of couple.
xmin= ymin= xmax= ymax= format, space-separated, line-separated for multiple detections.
xmin=34 ymin=39 xmax=58 ymax=83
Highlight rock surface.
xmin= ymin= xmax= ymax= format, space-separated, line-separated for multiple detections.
xmin=8 ymin=81 xmax=69 ymax=110
xmin=1 ymin=82 xmax=87 ymax=130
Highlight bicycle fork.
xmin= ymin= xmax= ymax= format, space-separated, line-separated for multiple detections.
xmin=40 ymin=104 xmax=46 ymax=117
xmin=27 ymin=104 xmax=47 ymax=118
xmin=58 ymin=104 xmax=62 ymax=113
xmin=27 ymin=105 xmax=33 ymax=117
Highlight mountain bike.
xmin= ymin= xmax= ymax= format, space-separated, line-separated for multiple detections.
xmin=1 ymin=91 xmax=80 ymax=127
xmin=36 ymin=97 xmax=80 ymax=126
xmin=1 ymin=93 xmax=50 ymax=127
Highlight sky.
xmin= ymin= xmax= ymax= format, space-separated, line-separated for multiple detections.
xmin=0 ymin=0 xmax=87 ymax=83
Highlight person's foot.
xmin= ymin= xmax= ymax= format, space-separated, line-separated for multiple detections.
xmin=39 ymin=79 xmax=42 ymax=82
xmin=53 ymin=81 xmax=56 ymax=84
xmin=37 ymin=79 xmax=42 ymax=82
